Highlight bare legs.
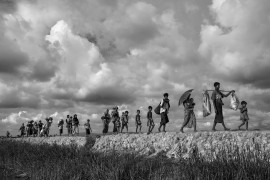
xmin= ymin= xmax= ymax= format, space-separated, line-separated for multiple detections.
xmin=239 ymin=121 xmax=248 ymax=130
xmin=212 ymin=121 xmax=230 ymax=131
xmin=136 ymin=125 xmax=142 ymax=133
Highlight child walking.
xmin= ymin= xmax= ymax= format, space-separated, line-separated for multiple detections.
xmin=238 ymin=101 xmax=249 ymax=130
xmin=135 ymin=110 xmax=142 ymax=133
xmin=121 ymin=111 xmax=129 ymax=133
xmin=147 ymin=106 xmax=155 ymax=134
xmin=84 ymin=119 xmax=92 ymax=136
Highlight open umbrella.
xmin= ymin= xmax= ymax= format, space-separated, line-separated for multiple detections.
xmin=178 ymin=89 xmax=193 ymax=106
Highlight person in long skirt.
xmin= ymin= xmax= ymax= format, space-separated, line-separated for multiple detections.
xmin=111 ymin=107 xmax=120 ymax=134
xmin=158 ymin=93 xmax=170 ymax=132
xmin=211 ymin=82 xmax=234 ymax=131
xmin=180 ymin=97 xmax=197 ymax=133
xmin=101 ymin=109 xmax=111 ymax=134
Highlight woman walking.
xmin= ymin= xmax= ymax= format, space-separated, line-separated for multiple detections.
xmin=180 ymin=97 xmax=197 ymax=133
xmin=158 ymin=93 xmax=170 ymax=132
xmin=101 ymin=109 xmax=111 ymax=134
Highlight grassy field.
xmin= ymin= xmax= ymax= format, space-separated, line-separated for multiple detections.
xmin=1 ymin=137 xmax=270 ymax=180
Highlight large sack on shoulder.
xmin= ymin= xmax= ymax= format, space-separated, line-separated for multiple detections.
xmin=154 ymin=103 xmax=161 ymax=115
xmin=202 ymin=91 xmax=211 ymax=117
xmin=230 ymin=93 xmax=240 ymax=110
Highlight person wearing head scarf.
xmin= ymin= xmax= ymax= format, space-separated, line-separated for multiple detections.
xmin=58 ymin=119 xmax=64 ymax=136
xmin=158 ymin=93 xmax=170 ymax=132
xmin=101 ymin=109 xmax=111 ymax=134
xmin=38 ymin=120 xmax=43 ymax=136
xmin=19 ymin=123 xmax=26 ymax=137
xmin=111 ymin=107 xmax=120 ymax=134
xmin=72 ymin=114 xmax=80 ymax=135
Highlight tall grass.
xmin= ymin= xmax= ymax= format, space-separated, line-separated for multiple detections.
xmin=1 ymin=138 xmax=270 ymax=180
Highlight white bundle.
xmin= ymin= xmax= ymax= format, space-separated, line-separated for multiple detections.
xmin=202 ymin=91 xmax=211 ymax=117
xmin=230 ymin=93 xmax=240 ymax=110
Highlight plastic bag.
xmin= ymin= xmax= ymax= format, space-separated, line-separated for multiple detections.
xmin=202 ymin=91 xmax=211 ymax=117
xmin=230 ymin=93 xmax=240 ymax=110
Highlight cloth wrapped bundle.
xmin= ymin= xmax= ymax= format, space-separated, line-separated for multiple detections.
xmin=202 ymin=91 xmax=211 ymax=117
xmin=230 ymin=93 xmax=240 ymax=110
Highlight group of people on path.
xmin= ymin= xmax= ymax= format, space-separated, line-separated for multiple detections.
xmin=19 ymin=114 xmax=92 ymax=137
xmin=19 ymin=117 xmax=53 ymax=137
xmin=101 ymin=93 xmax=170 ymax=135
xmin=101 ymin=82 xmax=249 ymax=134
xmin=180 ymin=82 xmax=249 ymax=132
xmin=17 ymin=82 xmax=250 ymax=137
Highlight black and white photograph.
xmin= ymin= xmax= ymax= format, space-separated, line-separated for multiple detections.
xmin=1 ymin=0 xmax=270 ymax=179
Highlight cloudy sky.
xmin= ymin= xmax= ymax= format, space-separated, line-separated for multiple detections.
xmin=1 ymin=0 xmax=270 ymax=136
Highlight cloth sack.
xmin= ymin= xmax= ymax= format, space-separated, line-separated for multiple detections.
xmin=202 ymin=91 xmax=211 ymax=117
xmin=154 ymin=103 xmax=161 ymax=115
xmin=230 ymin=93 xmax=240 ymax=111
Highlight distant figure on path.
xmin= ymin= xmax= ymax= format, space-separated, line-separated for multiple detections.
xmin=26 ymin=121 xmax=34 ymax=137
xmin=38 ymin=120 xmax=43 ymax=136
xmin=33 ymin=122 xmax=39 ymax=137
xmin=238 ymin=101 xmax=249 ymax=130
xmin=73 ymin=114 xmax=80 ymax=135
xmin=158 ymin=93 xmax=170 ymax=132
xmin=67 ymin=116 xmax=73 ymax=136
xmin=84 ymin=119 xmax=92 ymax=136
xmin=211 ymin=82 xmax=234 ymax=131
xmin=101 ymin=109 xmax=111 ymax=134
xmin=180 ymin=97 xmax=197 ymax=133
xmin=19 ymin=123 xmax=25 ymax=137
xmin=147 ymin=106 xmax=155 ymax=134
xmin=6 ymin=131 xmax=10 ymax=138
xmin=111 ymin=107 xmax=120 ymax=134
xmin=121 ymin=111 xmax=129 ymax=133
xmin=58 ymin=119 xmax=64 ymax=136
xmin=135 ymin=110 xmax=142 ymax=133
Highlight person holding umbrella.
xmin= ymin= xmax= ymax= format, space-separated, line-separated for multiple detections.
xmin=211 ymin=82 xmax=234 ymax=131
xmin=179 ymin=89 xmax=197 ymax=133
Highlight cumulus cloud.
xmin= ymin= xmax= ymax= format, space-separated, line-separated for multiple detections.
xmin=199 ymin=0 xmax=270 ymax=89
xmin=0 ymin=0 xmax=270 ymax=135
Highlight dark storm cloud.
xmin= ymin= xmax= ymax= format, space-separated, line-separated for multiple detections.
xmin=0 ymin=49 xmax=29 ymax=74
xmin=78 ymin=87 xmax=136 ymax=105
xmin=30 ymin=59 xmax=56 ymax=82
xmin=0 ymin=90 xmax=41 ymax=108
xmin=0 ymin=0 xmax=16 ymax=14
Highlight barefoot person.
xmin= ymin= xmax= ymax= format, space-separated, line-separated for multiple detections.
xmin=211 ymin=82 xmax=234 ymax=131
xmin=111 ymin=107 xmax=120 ymax=134
xmin=101 ymin=109 xmax=111 ymax=134
xmin=121 ymin=111 xmax=129 ymax=133
xmin=135 ymin=110 xmax=142 ymax=133
xmin=180 ymin=97 xmax=197 ymax=133
xmin=19 ymin=123 xmax=25 ymax=137
xmin=147 ymin=106 xmax=155 ymax=134
xmin=58 ymin=119 xmax=64 ymax=136
xmin=158 ymin=93 xmax=170 ymax=132
xmin=84 ymin=119 xmax=92 ymax=136
xmin=238 ymin=101 xmax=249 ymax=130
xmin=72 ymin=114 xmax=79 ymax=136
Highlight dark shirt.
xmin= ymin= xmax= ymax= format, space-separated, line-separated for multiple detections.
xmin=147 ymin=111 xmax=152 ymax=120
xmin=136 ymin=114 xmax=141 ymax=125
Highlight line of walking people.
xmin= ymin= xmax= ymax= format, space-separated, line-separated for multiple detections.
xmin=101 ymin=93 xmax=170 ymax=135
